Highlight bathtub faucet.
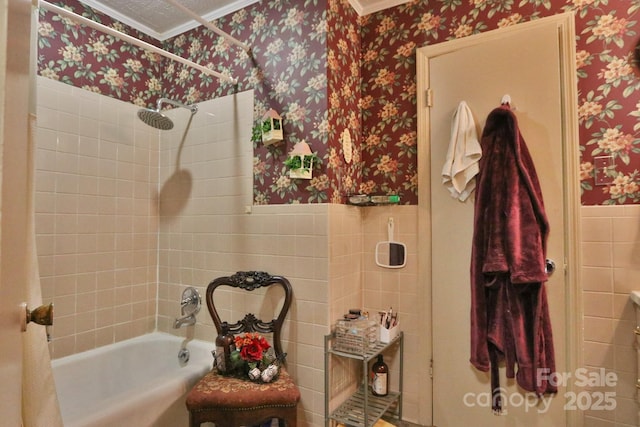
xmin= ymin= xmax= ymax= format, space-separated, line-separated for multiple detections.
xmin=173 ymin=287 xmax=201 ymax=329
xmin=174 ymin=313 xmax=196 ymax=328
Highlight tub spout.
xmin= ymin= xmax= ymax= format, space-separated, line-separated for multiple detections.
xmin=173 ymin=313 xmax=196 ymax=329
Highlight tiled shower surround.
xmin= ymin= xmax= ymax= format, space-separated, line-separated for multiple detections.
xmin=33 ymin=76 xmax=640 ymax=426
xmin=35 ymin=76 xmax=159 ymax=352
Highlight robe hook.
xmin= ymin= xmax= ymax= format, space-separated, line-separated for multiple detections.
xmin=500 ymin=94 xmax=516 ymax=110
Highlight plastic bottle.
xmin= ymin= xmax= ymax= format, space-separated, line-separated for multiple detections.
xmin=371 ymin=354 xmax=389 ymax=396
xmin=215 ymin=322 xmax=234 ymax=374
xmin=370 ymin=195 xmax=400 ymax=204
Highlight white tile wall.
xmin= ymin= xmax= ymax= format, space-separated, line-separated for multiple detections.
xmin=360 ymin=206 xmax=420 ymax=421
xmin=323 ymin=204 xmax=421 ymax=423
xmin=581 ymin=205 xmax=640 ymax=427
xmin=35 ymin=77 xmax=158 ymax=357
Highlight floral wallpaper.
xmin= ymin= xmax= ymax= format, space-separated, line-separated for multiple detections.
xmin=38 ymin=0 xmax=640 ymax=206
xmin=359 ymin=0 xmax=640 ymax=205
xmin=37 ymin=2 xmax=164 ymax=105
xmin=38 ymin=0 xmax=334 ymax=205
xmin=327 ymin=1 xmax=362 ymax=203
xmin=167 ymin=0 xmax=331 ymax=204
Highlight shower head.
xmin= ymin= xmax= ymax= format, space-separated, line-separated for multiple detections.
xmin=137 ymin=98 xmax=198 ymax=130
xmin=138 ymin=108 xmax=175 ymax=130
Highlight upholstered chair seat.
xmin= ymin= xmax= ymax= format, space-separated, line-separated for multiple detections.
xmin=186 ymin=368 xmax=300 ymax=426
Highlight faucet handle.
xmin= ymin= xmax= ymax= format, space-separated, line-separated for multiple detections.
xmin=181 ymin=294 xmax=198 ymax=306
xmin=179 ymin=287 xmax=201 ymax=316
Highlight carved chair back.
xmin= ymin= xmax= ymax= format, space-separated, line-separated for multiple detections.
xmin=205 ymin=271 xmax=293 ymax=358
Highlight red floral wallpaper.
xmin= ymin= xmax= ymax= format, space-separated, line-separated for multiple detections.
xmin=37 ymin=2 xmax=163 ymax=105
xmin=327 ymin=1 xmax=362 ymax=203
xmin=359 ymin=0 xmax=640 ymax=205
xmin=38 ymin=0 xmax=640 ymax=205
xmin=186 ymin=0 xmax=331 ymax=204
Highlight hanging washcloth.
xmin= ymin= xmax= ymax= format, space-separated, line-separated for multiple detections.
xmin=441 ymin=101 xmax=482 ymax=201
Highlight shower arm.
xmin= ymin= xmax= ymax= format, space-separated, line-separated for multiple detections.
xmin=157 ymin=98 xmax=198 ymax=114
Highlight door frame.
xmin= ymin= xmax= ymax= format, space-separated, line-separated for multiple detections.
xmin=415 ymin=12 xmax=582 ymax=427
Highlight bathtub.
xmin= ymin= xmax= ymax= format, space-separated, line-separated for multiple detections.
xmin=52 ymin=332 xmax=213 ymax=427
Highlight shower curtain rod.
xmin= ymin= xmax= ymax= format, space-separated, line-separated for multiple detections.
xmin=38 ymin=0 xmax=238 ymax=85
xmin=163 ymin=0 xmax=250 ymax=53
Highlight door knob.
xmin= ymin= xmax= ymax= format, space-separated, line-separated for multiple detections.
xmin=20 ymin=302 xmax=53 ymax=332
xmin=545 ymin=259 xmax=556 ymax=276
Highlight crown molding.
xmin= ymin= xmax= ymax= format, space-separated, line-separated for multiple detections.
xmin=347 ymin=0 xmax=411 ymax=16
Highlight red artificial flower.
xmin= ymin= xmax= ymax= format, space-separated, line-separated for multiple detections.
xmin=234 ymin=332 xmax=271 ymax=363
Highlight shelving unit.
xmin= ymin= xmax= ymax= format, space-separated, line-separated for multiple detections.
xmin=324 ymin=332 xmax=403 ymax=427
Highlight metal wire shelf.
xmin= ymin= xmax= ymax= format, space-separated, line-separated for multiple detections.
xmin=325 ymin=332 xmax=403 ymax=427
xmin=330 ymin=387 xmax=400 ymax=427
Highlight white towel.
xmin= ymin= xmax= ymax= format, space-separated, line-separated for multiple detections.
xmin=441 ymin=101 xmax=482 ymax=201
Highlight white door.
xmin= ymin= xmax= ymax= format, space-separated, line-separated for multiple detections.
xmin=419 ymin=15 xmax=579 ymax=427
xmin=0 ymin=0 xmax=34 ymax=424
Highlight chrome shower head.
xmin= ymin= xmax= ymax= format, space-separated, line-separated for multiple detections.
xmin=137 ymin=108 xmax=174 ymax=130
xmin=137 ymin=98 xmax=198 ymax=130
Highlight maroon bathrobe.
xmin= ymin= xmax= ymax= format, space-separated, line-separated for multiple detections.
xmin=470 ymin=104 xmax=556 ymax=412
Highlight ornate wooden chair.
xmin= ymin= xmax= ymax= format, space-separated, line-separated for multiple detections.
xmin=185 ymin=271 xmax=300 ymax=427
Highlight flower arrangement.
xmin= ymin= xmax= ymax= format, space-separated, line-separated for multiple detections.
xmin=231 ymin=332 xmax=271 ymax=368
xmin=228 ymin=332 xmax=281 ymax=383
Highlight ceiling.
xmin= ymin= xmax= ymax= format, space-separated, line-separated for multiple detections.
xmin=79 ymin=0 xmax=260 ymax=40
xmin=77 ymin=0 xmax=411 ymax=41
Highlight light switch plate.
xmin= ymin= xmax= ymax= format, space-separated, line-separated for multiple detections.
xmin=594 ymin=156 xmax=614 ymax=186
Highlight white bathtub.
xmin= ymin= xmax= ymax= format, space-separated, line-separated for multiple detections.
xmin=52 ymin=332 xmax=213 ymax=427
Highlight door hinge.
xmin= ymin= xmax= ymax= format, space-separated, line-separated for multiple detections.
xmin=430 ymin=358 xmax=433 ymax=378
xmin=426 ymin=88 xmax=433 ymax=107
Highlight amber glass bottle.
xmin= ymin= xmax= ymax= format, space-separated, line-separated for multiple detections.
xmin=371 ymin=354 xmax=389 ymax=396
xmin=215 ymin=322 xmax=234 ymax=374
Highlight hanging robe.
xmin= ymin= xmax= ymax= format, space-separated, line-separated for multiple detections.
xmin=469 ymin=104 xmax=557 ymax=413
